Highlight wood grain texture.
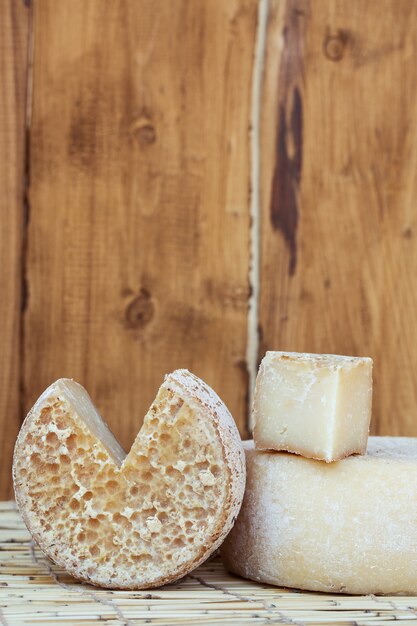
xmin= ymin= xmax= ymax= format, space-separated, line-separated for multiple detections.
xmin=24 ymin=0 xmax=256 ymax=451
xmin=0 ymin=0 xmax=29 ymax=498
xmin=260 ymin=0 xmax=417 ymax=435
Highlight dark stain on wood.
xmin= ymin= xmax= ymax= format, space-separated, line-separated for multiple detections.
xmin=269 ymin=1 xmax=308 ymax=277
xmin=68 ymin=106 xmax=98 ymax=168
xmin=67 ymin=57 xmax=105 ymax=171
xmin=323 ymin=29 xmax=350 ymax=61
xmin=21 ymin=124 xmax=31 ymax=318
xmin=290 ymin=87 xmax=303 ymax=184
xmin=270 ymin=86 xmax=303 ymax=276
xmin=129 ymin=107 xmax=157 ymax=147
xmin=124 ymin=288 xmax=155 ymax=330
xmin=257 ymin=322 xmax=264 ymax=365
xmin=136 ymin=123 xmax=156 ymax=146
xmin=235 ymin=358 xmax=250 ymax=438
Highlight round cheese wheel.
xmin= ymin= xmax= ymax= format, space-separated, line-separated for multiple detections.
xmin=13 ymin=371 xmax=245 ymax=589
xmin=221 ymin=438 xmax=417 ymax=594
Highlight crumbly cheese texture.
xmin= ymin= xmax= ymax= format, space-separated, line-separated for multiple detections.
xmin=253 ymin=351 xmax=373 ymax=461
xmin=13 ymin=371 xmax=245 ymax=589
xmin=222 ymin=438 xmax=417 ymax=595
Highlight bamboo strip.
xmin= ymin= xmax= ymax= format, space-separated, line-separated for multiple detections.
xmin=1 ymin=503 xmax=417 ymax=626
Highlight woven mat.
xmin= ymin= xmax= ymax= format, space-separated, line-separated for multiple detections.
xmin=1 ymin=502 xmax=417 ymax=625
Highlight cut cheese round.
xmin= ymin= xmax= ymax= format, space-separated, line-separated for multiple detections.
xmin=221 ymin=439 xmax=417 ymax=595
xmin=13 ymin=370 xmax=245 ymax=589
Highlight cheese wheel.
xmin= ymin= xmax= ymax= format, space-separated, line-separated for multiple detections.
xmin=13 ymin=371 xmax=245 ymax=589
xmin=221 ymin=438 xmax=417 ymax=594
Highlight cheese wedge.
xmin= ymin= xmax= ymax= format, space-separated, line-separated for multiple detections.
xmin=253 ymin=351 xmax=373 ymax=461
xmin=221 ymin=439 xmax=417 ymax=594
xmin=13 ymin=371 xmax=245 ymax=589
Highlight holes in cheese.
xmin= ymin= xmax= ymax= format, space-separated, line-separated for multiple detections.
xmin=13 ymin=370 xmax=245 ymax=589
xmin=253 ymin=351 xmax=373 ymax=461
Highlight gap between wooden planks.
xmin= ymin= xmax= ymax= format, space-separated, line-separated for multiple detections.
xmin=0 ymin=0 xmax=30 ymax=500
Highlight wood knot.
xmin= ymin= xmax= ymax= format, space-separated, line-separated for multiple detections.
xmin=136 ymin=123 xmax=156 ymax=146
xmin=323 ymin=30 xmax=349 ymax=61
xmin=130 ymin=116 xmax=157 ymax=146
xmin=125 ymin=289 xmax=154 ymax=330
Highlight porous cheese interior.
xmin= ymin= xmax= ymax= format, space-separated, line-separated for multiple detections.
xmin=14 ymin=378 xmax=228 ymax=588
xmin=222 ymin=438 xmax=417 ymax=595
xmin=253 ymin=351 xmax=372 ymax=461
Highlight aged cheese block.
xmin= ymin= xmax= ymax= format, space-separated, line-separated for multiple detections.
xmin=221 ymin=439 xmax=417 ymax=595
xmin=253 ymin=351 xmax=373 ymax=461
xmin=13 ymin=371 xmax=245 ymax=589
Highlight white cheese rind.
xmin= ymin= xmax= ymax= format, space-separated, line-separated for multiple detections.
xmin=221 ymin=438 xmax=417 ymax=595
xmin=253 ymin=351 xmax=373 ymax=461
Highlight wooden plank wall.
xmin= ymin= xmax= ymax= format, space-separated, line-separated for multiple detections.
xmin=2 ymin=0 xmax=417 ymax=496
xmin=24 ymin=0 xmax=255 ymax=450
xmin=0 ymin=0 xmax=30 ymax=498
xmin=260 ymin=0 xmax=417 ymax=436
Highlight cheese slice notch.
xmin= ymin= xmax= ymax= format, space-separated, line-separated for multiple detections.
xmin=13 ymin=371 xmax=245 ymax=589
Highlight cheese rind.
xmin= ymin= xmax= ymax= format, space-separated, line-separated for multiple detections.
xmin=253 ymin=351 xmax=373 ymax=461
xmin=13 ymin=371 xmax=245 ymax=589
xmin=221 ymin=438 xmax=417 ymax=595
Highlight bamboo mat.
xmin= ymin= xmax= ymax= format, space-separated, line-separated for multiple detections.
xmin=1 ymin=502 xmax=417 ymax=626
